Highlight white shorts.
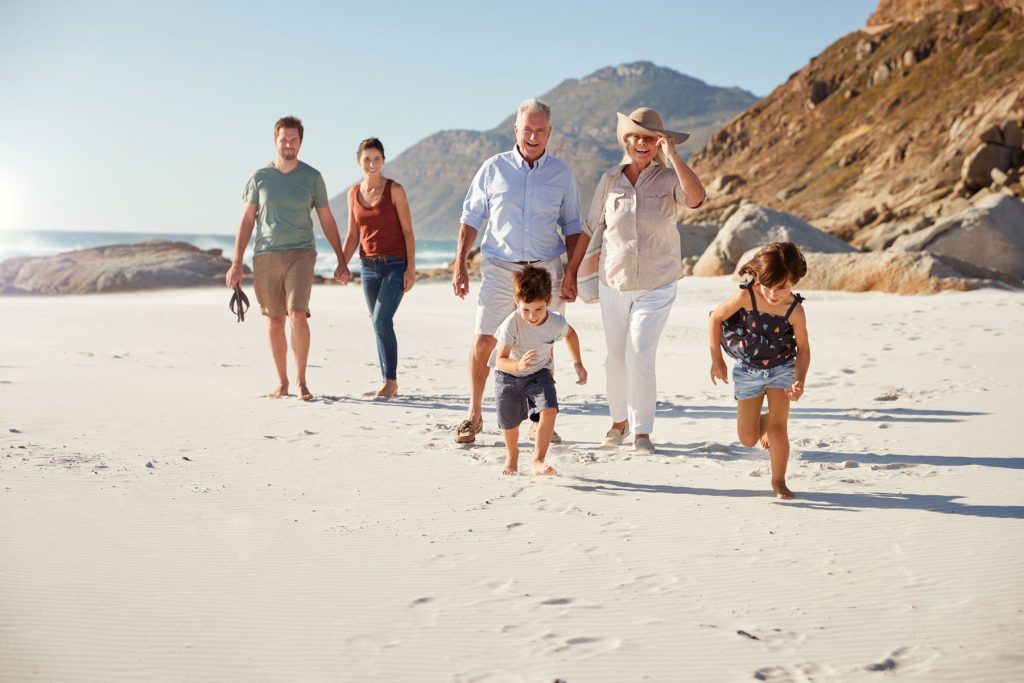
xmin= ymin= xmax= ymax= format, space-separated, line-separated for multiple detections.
xmin=475 ymin=257 xmax=565 ymax=336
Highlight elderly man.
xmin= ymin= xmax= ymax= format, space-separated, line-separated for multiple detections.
xmin=451 ymin=98 xmax=584 ymax=444
xmin=226 ymin=116 xmax=345 ymax=401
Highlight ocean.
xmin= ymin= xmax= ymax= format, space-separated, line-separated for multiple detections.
xmin=0 ymin=230 xmax=458 ymax=276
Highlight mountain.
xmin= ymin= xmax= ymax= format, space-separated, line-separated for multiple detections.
xmin=328 ymin=62 xmax=758 ymax=239
xmin=686 ymin=1 xmax=1024 ymax=239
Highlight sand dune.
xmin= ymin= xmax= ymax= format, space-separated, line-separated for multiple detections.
xmin=1 ymin=279 xmax=1022 ymax=681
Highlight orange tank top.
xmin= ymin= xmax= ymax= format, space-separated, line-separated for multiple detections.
xmin=349 ymin=179 xmax=407 ymax=259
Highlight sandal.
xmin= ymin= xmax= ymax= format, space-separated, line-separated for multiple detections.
xmin=454 ymin=417 xmax=483 ymax=444
xmin=229 ymin=285 xmax=250 ymax=323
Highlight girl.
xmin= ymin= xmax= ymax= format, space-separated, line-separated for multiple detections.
xmin=708 ymin=242 xmax=810 ymax=499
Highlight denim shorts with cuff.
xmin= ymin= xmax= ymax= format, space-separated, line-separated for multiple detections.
xmin=733 ymin=360 xmax=796 ymax=401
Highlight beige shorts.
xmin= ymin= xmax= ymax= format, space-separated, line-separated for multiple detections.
xmin=253 ymin=249 xmax=316 ymax=318
xmin=475 ymin=256 xmax=565 ymax=336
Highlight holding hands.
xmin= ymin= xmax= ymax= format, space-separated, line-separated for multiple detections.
xmin=335 ymin=264 xmax=352 ymax=285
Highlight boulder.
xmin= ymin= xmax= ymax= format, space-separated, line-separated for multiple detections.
xmin=961 ymin=143 xmax=1013 ymax=191
xmin=679 ymin=223 xmax=719 ymax=276
xmin=890 ymin=194 xmax=1024 ymax=280
xmin=692 ymin=203 xmax=854 ymax=276
xmin=851 ymin=216 xmax=933 ymax=251
xmin=733 ymin=250 xmax=1019 ymax=295
xmin=0 ymin=240 xmax=241 ymax=295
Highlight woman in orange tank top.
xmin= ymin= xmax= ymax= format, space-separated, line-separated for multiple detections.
xmin=338 ymin=138 xmax=416 ymax=399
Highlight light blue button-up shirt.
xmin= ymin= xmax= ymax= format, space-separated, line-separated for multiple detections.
xmin=460 ymin=147 xmax=583 ymax=262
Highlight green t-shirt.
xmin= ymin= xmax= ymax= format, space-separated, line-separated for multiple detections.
xmin=243 ymin=161 xmax=329 ymax=255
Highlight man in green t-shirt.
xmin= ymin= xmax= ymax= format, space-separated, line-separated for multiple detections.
xmin=226 ymin=116 xmax=345 ymax=401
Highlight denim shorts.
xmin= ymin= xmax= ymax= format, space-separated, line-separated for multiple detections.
xmin=494 ymin=369 xmax=558 ymax=430
xmin=733 ymin=360 xmax=796 ymax=401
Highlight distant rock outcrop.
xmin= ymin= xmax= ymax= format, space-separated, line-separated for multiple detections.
xmin=692 ymin=203 xmax=854 ymax=276
xmin=0 ymin=241 xmax=239 ymax=295
xmin=890 ymin=194 xmax=1024 ymax=279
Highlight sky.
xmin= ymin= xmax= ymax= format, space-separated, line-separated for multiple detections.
xmin=0 ymin=0 xmax=877 ymax=235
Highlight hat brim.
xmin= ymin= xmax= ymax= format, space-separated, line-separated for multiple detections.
xmin=616 ymin=112 xmax=690 ymax=148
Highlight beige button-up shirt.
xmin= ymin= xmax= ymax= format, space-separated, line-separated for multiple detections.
xmin=587 ymin=164 xmax=688 ymax=292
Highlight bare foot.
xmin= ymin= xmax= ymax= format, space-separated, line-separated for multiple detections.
xmin=758 ymin=413 xmax=769 ymax=448
xmin=759 ymin=433 xmax=771 ymax=449
xmin=502 ymin=454 xmax=519 ymax=476
xmin=375 ymin=381 xmax=398 ymax=400
xmin=532 ymin=460 xmax=557 ymax=476
xmin=267 ymin=383 xmax=289 ymax=398
xmin=297 ymin=384 xmax=313 ymax=401
xmin=772 ymin=480 xmax=795 ymax=500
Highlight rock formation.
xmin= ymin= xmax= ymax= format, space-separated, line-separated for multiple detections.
xmin=0 ymin=241 xmax=240 ymax=295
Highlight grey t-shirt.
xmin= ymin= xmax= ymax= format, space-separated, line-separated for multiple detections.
xmin=490 ymin=309 xmax=570 ymax=377
xmin=243 ymin=161 xmax=328 ymax=255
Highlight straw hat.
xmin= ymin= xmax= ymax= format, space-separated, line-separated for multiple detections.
xmin=616 ymin=107 xmax=690 ymax=150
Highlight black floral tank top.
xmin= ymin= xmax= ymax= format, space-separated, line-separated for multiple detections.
xmin=721 ymin=281 xmax=805 ymax=369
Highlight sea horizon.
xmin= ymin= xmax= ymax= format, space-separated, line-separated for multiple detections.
xmin=0 ymin=229 xmax=457 ymax=275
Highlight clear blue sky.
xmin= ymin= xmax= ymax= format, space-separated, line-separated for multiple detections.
xmin=0 ymin=0 xmax=877 ymax=235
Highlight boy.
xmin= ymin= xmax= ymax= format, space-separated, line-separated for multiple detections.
xmin=492 ymin=266 xmax=587 ymax=476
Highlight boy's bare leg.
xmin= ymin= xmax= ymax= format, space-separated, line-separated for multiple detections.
xmin=765 ymin=389 xmax=794 ymax=499
xmin=532 ymin=408 xmax=558 ymax=476
xmin=502 ymin=427 xmax=520 ymax=476
xmin=267 ymin=315 xmax=289 ymax=397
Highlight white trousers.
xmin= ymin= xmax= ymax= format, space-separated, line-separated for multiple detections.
xmin=599 ymin=280 xmax=677 ymax=435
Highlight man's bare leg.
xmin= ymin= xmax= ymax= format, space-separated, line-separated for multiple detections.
xmin=502 ymin=426 xmax=520 ymax=476
xmin=467 ymin=334 xmax=496 ymax=422
xmin=532 ymin=408 xmax=558 ymax=476
xmin=765 ymin=389 xmax=794 ymax=499
xmin=267 ymin=315 xmax=289 ymax=397
xmin=289 ymin=310 xmax=312 ymax=400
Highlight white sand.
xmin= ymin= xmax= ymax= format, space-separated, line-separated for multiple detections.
xmin=1 ymin=278 xmax=1022 ymax=682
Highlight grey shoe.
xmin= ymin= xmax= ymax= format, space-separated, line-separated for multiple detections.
xmin=633 ymin=437 xmax=656 ymax=454
xmin=602 ymin=425 xmax=629 ymax=448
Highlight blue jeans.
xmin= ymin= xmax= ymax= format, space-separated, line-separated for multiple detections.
xmin=360 ymin=256 xmax=406 ymax=380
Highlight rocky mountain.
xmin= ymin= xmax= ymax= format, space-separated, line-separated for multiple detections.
xmin=328 ymin=62 xmax=758 ymax=239
xmin=687 ymin=2 xmax=1024 ymax=240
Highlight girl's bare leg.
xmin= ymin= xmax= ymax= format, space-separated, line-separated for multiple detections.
xmin=765 ymin=389 xmax=794 ymax=499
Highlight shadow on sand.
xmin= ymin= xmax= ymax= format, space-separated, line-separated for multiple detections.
xmin=564 ymin=477 xmax=1024 ymax=519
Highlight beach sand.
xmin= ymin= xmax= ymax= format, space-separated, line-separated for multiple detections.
xmin=1 ymin=278 xmax=1022 ymax=682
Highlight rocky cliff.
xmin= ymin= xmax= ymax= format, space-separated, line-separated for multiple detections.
xmin=687 ymin=4 xmax=1024 ymax=240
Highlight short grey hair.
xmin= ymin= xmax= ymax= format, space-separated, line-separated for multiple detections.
xmin=515 ymin=98 xmax=551 ymax=126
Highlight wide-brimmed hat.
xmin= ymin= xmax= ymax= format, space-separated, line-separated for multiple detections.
xmin=616 ymin=107 xmax=690 ymax=149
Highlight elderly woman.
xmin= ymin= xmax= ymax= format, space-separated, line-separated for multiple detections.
xmin=569 ymin=108 xmax=706 ymax=453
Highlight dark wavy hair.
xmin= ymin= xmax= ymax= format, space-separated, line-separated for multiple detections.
xmin=738 ymin=242 xmax=807 ymax=286
xmin=513 ymin=265 xmax=552 ymax=303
